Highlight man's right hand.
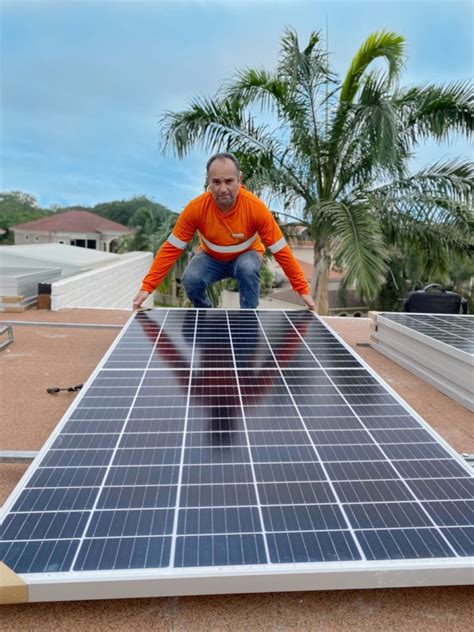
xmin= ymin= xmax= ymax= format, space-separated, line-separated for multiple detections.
xmin=133 ymin=290 xmax=150 ymax=310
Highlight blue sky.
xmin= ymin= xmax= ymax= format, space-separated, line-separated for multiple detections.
xmin=1 ymin=0 xmax=472 ymax=212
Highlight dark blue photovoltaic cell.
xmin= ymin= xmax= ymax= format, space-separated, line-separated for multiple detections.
xmin=407 ymin=478 xmax=474 ymax=500
xmin=344 ymin=502 xmax=433 ymax=529
xmin=177 ymin=507 xmax=261 ymax=535
xmin=355 ymin=528 xmax=455 ymax=560
xmin=0 ymin=540 xmax=79 ymax=573
xmin=74 ymin=537 xmax=171 ymax=570
xmin=27 ymin=467 xmax=107 ymax=488
xmin=104 ymin=465 xmax=179 ymax=487
xmin=333 ymin=480 xmax=413 ymax=504
xmin=0 ymin=512 xmax=89 ymax=540
xmin=420 ymin=501 xmax=473 ymax=527
xmin=440 ymin=527 xmax=474 ymax=556
xmin=181 ymin=463 xmax=254 ymax=485
xmin=257 ymin=481 xmax=336 ymax=505
xmin=86 ymin=509 xmax=175 ymax=537
xmin=261 ymin=504 xmax=346 ymax=532
xmin=1 ymin=308 xmax=473 ymax=580
xmin=11 ymin=487 xmax=100 ymax=512
xmin=97 ymin=485 xmax=177 ymax=509
xmin=180 ymin=483 xmax=256 ymax=507
xmin=174 ymin=534 xmax=267 ymax=567
xmin=267 ymin=531 xmax=360 ymax=563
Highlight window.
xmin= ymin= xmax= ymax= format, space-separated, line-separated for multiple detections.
xmin=24 ymin=234 xmax=30 ymax=241
xmin=34 ymin=235 xmax=40 ymax=242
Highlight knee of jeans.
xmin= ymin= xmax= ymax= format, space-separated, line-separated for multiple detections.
xmin=182 ymin=267 xmax=204 ymax=290
xmin=234 ymin=254 xmax=260 ymax=279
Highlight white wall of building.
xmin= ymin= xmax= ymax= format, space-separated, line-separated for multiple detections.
xmin=51 ymin=252 xmax=153 ymax=310
xmin=14 ymin=229 xmax=126 ymax=251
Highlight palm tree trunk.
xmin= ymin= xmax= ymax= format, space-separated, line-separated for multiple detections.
xmin=310 ymin=243 xmax=331 ymax=315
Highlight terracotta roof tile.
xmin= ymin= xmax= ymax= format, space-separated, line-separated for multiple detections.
xmin=12 ymin=210 xmax=133 ymax=234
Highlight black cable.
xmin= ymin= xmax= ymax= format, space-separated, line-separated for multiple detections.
xmin=47 ymin=384 xmax=83 ymax=395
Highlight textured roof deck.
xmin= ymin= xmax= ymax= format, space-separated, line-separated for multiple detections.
xmin=0 ymin=309 xmax=472 ymax=629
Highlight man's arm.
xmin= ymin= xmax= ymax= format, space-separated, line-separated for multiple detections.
xmin=256 ymin=206 xmax=316 ymax=311
xmin=133 ymin=206 xmax=197 ymax=309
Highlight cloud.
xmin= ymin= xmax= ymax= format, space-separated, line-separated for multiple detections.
xmin=1 ymin=0 xmax=472 ymax=208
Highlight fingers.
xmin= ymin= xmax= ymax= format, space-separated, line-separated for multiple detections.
xmin=132 ymin=290 xmax=149 ymax=310
xmin=300 ymin=294 xmax=316 ymax=311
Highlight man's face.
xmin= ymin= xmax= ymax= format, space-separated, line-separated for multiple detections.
xmin=207 ymin=158 xmax=242 ymax=212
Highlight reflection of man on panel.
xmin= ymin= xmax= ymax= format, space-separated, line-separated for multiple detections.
xmin=136 ymin=309 xmax=310 ymax=430
xmin=133 ymin=153 xmax=316 ymax=310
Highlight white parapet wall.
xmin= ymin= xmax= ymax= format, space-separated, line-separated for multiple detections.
xmin=50 ymin=251 xmax=154 ymax=310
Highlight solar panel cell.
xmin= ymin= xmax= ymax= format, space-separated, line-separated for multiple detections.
xmin=356 ymin=528 xmax=455 ymax=560
xmin=74 ymin=536 xmax=171 ymax=570
xmin=266 ymin=531 xmax=360 ymax=563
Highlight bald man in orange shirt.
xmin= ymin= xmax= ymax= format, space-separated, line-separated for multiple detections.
xmin=133 ymin=153 xmax=316 ymax=311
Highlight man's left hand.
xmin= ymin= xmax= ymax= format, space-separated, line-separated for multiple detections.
xmin=300 ymin=294 xmax=317 ymax=311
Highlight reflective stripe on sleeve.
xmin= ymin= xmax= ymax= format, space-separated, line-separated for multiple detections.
xmin=167 ymin=233 xmax=188 ymax=249
xmin=201 ymin=232 xmax=258 ymax=254
xmin=269 ymin=237 xmax=287 ymax=253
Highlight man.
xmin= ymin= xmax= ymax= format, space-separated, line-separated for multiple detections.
xmin=133 ymin=153 xmax=316 ymax=310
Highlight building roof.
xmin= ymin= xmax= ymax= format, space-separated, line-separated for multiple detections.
xmin=11 ymin=209 xmax=133 ymax=234
xmin=293 ymin=258 xmax=346 ymax=283
xmin=0 ymin=243 xmax=120 ymax=274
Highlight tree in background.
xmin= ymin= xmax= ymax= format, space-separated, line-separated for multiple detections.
xmin=160 ymin=28 xmax=473 ymax=314
xmin=0 ymin=192 xmax=52 ymax=244
xmin=91 ymin=196 xmax=172 ymax=227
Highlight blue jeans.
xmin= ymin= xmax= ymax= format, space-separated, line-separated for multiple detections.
xmin=182 ymin=250 xmax=261 ymax=308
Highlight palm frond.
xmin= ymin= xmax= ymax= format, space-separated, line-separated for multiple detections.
xmin=396 ymin=80 xmax=474 ymax=143
xmin=370 ymin=158 xmax=473 ymax=203
xmin=313 ymin=200 xmax=387 ymax=300
xmin=340 ymin=30 xmax=405 ymax=104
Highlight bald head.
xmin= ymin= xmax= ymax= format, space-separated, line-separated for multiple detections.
xmin=207 ymin=154 xmax=242 ymax=212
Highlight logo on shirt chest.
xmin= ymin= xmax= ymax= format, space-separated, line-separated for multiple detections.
xmin=231 ymin=232 xmax=245 ymax=241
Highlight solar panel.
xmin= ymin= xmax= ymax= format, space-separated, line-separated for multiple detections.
xmin=379 ymin=313 xmax=474 ymax=354
xmin=1 ymin=309 xmax=472 ymax=602
xmin=371 ymin=313 xmax=473 ymax=411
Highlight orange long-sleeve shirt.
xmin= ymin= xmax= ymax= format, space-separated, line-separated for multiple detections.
xmin=141 ymin=186 xmax=310 ymax=295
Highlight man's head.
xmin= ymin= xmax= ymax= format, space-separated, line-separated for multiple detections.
xmin=206 ymin=152 xmax=242 ymax=212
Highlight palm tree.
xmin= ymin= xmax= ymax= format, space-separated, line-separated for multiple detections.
xmin=159 ymin=28 xmax=473 ymax=314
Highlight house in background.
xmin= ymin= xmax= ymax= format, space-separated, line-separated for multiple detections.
xmin=11 ymin=209 xmax=133 ymax=252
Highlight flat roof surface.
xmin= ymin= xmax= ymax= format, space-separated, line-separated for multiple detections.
xmin=0 ymin=309 xmax=472 ymax=629
xmin=0 ymin=243 xmax=120 ymax=269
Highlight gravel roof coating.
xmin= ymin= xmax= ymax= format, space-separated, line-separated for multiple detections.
xmin=0 ymin=309 xmax=472 ymax=629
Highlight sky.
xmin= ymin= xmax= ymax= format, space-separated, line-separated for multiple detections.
xmin=0 ymin=0 xmax=472 ymax=213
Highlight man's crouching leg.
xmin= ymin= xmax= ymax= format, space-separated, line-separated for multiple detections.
xmin=232 ymin=250 xmax=261 ymax=309
xmin=182 ymin=251 xmax=226 ymax=308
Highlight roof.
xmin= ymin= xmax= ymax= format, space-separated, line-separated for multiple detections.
xmin=293 ymin=258 xmax=347 ymax=283
xmin=11 ymin=209 xmax=133 ymax=234
xmin=0 ymin=243 xmax=120 ymax=272
xmin=0 ymin=309 xmax=471 ymax=628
